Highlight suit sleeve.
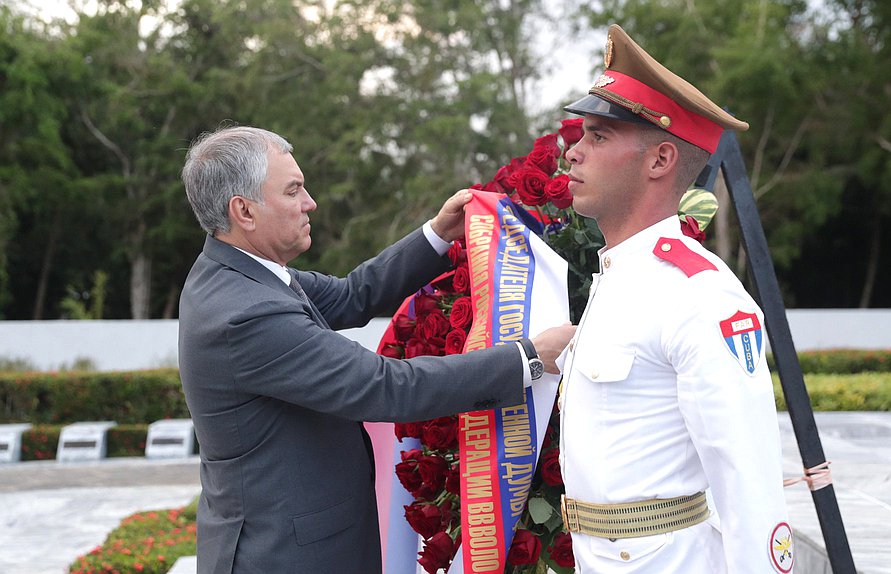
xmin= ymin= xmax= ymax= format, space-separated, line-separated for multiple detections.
xmin=662 ymin=276 xmax=791 ymax=572
xmin=296 ymin=228 xmax=451 ymax=330
xmin=225 ymin=294 xmax=525 ymax=423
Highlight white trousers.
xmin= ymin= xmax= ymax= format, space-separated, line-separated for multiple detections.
xmin=572 ymin=516 xmax=727 ymax=574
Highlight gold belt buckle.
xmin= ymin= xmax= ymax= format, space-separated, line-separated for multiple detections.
xmin=560 ymin=494 xmax=579 ymax=532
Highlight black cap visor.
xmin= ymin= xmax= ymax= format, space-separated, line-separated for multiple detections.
xmin=563 ymin=94 xmax=652 ymax=126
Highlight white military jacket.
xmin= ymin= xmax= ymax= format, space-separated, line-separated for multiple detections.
xmin=559 ymin=216 xmax=793 ymax=573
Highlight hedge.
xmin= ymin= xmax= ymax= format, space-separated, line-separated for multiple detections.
xmin=2 ymin=350 xmax=890 ymax=429
xmin=773 ymin=372 xmax=891 ymax=411
xmin=767 ymin=349 xmax=891 ymax=374
xmin=0 ymin=369 xmax=188 ymax=425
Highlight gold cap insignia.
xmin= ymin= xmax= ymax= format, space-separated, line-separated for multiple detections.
xmin=605 ymin=36 xmax=614 ymax=68
xmin=593 ymin=74 xmax=615 ymax=88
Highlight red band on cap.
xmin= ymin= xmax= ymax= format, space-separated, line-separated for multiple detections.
xmin=596 ymin=71 xmax=724 ymax=153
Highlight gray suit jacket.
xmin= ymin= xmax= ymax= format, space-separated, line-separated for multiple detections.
xmin=178 ymin=229 xmax=524 ymax=573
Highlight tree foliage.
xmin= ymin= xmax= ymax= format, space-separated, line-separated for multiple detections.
xmin=575 ymin=0 xmax=890 ymax=306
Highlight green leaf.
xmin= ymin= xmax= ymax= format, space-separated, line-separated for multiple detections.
xmin=544 ymin=511 xmax=565 ymax=533
xmin=527 ymin=496 xmax=555 ymax=524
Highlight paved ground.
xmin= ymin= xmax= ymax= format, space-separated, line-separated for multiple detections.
xmin=0 ymin=457 xmax=201 ymax=574
xmin=778 ymin=412 xmax=891 ymax=574
xmin=0 ymin=412 xmax=889 ymax=573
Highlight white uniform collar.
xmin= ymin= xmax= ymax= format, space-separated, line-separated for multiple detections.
xmin=596 ymin=216 xmax=681 ymax=275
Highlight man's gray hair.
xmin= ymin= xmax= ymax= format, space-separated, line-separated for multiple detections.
xmin=182 ymin=126 xmax=293 ymax=235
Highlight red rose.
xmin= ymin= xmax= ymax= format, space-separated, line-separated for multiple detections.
xmin=395 ymin=422 xmax=423 ymax=442
xmin=422 ymin=309 xmax=451 ymax=338
xmin=559 ymin=118 xmax=584 ymax=155
xmin=508 ymin=166 xmax=549 ymax=206
xmin=448 ymin=296 xmax=473 ymax=329
xmin=405 ymin=337 xmax=437 ymax=358
xmin=404 ymin=502 xmax=452 ymax=540
xmin=452 ymin=265 xmax=471 ymax=294
xmin=444 ymin=328 xmax=467 ymax=355
xmin=395 ymin=450 xmax=422 ymax=493
xmin=483 ymin=180 xmax=506 ymax=193
xmin=380 ymin=343 xmax=404 ymax=359
xmin=491 ymin=165 xmax=514 ymax=193
xmin=415 ymin=483 xmax=440 ymax=501
xmin=418 ymin=454 xmax=449 ymax=490
xmin=541 ymin=448 xmax=563 ymax=486
xmin=507 ymin=528 xmax=542 ymax=565
xmin=418 ymin=531 xmax=456 ymax=574
xmin=547 ymin=532 xmax=575 ymax=567
xmin=447 ymin=242 xmax=466 ymax=266
xmin=544 ymin=174 xmax=573 ymax=209
xmin=445 ymin=465 xmax=460 ymax=495
xmin=680 ymin=215 xmax=706 ymax=243
xmin=507 ymin=155 xmax=527 ymax=175
xmin=431 ymin=274 xmax=456 ymax=294
xmin=426 ymin=335 xmax=447 ymax=356
xmin=422 ymin=416 xmax=459 ymax=450
xmin=414 ymin=293 xmax=441 ymax=317
xmin=393 ymin=315 xmax=417 ymax=342
xmin=526 ymin=133 xmax=561 ymax=176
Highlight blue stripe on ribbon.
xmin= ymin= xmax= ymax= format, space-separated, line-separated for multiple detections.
xmin=492 ymin=198 xmax=539 ymax=551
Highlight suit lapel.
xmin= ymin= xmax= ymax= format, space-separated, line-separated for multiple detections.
xmin=202 ymin=235 xmax=330 ymax=328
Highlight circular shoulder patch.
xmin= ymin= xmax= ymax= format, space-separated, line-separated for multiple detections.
xmin=769 ymin=522 xmax=794 ymax=573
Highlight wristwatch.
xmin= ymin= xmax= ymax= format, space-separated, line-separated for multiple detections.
xmin=519 ymin=338 xmax=544 ymax=380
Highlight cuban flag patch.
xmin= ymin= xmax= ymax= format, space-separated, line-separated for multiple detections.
xmin=719 ymin=310 xmax=763 ymax=375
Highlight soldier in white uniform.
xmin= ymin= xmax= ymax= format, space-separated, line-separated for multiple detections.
xmin=557 ymin=25 xmax=793 ymax=573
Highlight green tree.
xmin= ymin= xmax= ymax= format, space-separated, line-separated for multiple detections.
xmin=237 ymin=0 xmax=548 ymax=276
xmin=0 ymin=7 xmax=92 ymax=319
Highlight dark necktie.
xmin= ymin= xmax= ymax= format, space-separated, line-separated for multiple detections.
xmin=289 ymin=276 xmax=307 ymax=301
xmin=289 ymin=274 xmax=329 ymax=328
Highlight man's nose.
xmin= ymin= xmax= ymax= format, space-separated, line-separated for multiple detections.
xmin=304 ymin=190 xmax=318 ymax=211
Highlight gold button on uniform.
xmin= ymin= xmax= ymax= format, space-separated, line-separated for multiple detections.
xmin=603 ymin=256 xmax=611 ymax=269
xmin=620 ymin=551 xmax=631 ymax=561
xmin=661 ymin=242 xmax=671 ymax=252
xmin=590 ymin=371 xmax=599 ymax=379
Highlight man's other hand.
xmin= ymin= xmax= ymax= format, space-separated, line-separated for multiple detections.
xmin=430 ymin=189 xmax=473 ymax=243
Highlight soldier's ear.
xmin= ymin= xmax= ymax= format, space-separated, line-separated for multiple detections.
xmin=647 ymin=141 xmax=679 ymax=182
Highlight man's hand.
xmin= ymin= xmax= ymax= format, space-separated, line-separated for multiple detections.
xmin=430 ymin=189 xmax=473 ymax=243
xmin=531 ymin=323 xmax=576 ymax=374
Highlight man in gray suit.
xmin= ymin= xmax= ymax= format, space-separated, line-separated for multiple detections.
xmin=178 ymin=125 xmax=574 ymax=573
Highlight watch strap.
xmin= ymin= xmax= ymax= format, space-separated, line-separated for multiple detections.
xmin=519 ymin=338 xmax=539 ymax=360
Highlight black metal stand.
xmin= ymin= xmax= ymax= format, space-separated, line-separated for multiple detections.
xmin=705 ymin=130 xmax=856 ymax=573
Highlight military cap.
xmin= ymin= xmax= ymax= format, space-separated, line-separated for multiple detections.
xmin=565 ymin=24 xmax=748 ymax=153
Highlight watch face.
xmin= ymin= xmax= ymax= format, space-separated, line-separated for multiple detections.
xmin=530 ymin=358 xmax=544 ymax=380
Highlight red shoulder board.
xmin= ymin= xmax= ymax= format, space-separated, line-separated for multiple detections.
xmin=652 ymin=237 xmax=717 ymax=277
